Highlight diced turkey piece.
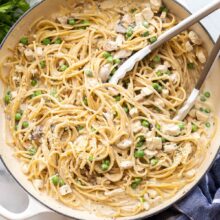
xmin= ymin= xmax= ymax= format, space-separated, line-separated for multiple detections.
xmin=100 ymin=64 xmax=112 ymax=82
xmin=36 ymin=47 xmax=43 ymax=57
xmin=142 ymin=7 xmax=154 ymax=21
xmin=114 ymin=50 xmax=132 ymax=59
xmin=22 ymin=163 xmax=29 ymax=174
xmin=57 ymin=16 xmax=68 ymax=25
xmin=148 ymin=189 xmax=158 ymax=198
xmin=146 ymin=137 xmax=162 ymax=150
xmin=160 ymin=11 xmax=167 ymax=19
xmin=150 ymin=0 xmax=162 ymax=12
xmin=115 ymin=22 xmax=127 ymax=34
xmin=30 ymin=68 xmax=38 ymax=75
xmin=115 ymin=34 xmax=125 ymax=46
xmin=143 ymin=201 xmax=150 ymax=210
xmin=142 ymin=87 xmax=154 ymax=96
xmin=196 ymin=49 xmax=206 ymax=63
xmin=135 ymin=13 xmax=144 ymax=26
xmin=103 ymin=111 xmax=113 ymax=120
xmin=135 ymin=87 xmax=153 ymax=101
xmin=132 ymin=120 xmax=143 ymax=133
xmin=32 ymin=179 xmax=44 ymax=190
xmin=163 ymin=142 xmax=178 ymax=153
xmin=11 ymin=91 xmax=18 ymax=98
xmin=117 ymin=139 xmax=132 ymax=149
xmin=162 ymin=124 xmax=180 ymax=136
xmin=129 ymin=107 xmax=139 ymax=117
xmin=108 ymin=87 xmax=120 ymax=96
xmin=74 ymin=135 xmax=88 ymax=148
xmin=188 ymin=31 xmax=202 ymax=45
xmin=103 ymin=40 xmax=118 ymax=51
xmin=121 ymin=14 xmax=132 ymax=26
xmin=154 ymin=98 xmax=165 ymax=108
xmin=87 ymin=78 xmax=100 ymax=88
xmin=185 ymin=41 xmax=193 ymax=52
xmin=144 ymin=149 xmax=158 ymax=157
xmin=15 ymin=65 xmax=23 ymax=73
xmin=38 ymin=160 xmax=47 ymax=171
xmin=164 ymin=61 xmax=171 ymax=68
xmin=196 ymin=110 xmax=209 ymax=122
xmin=104 ymin=188 xmax=125 ymax=196
xmin=119 ymin=160 xmax=133 ymax=169
xmin=155 ymin=65 xmax=168 ymax=73
xmin=24 ymin=48 xmax=34 ymax=61
xmin=184 ymin=169 xmax=196 ymax=178
xmin=162 ymin=89 xmax=169 ymax=97
xmin=100 ymin=0 xmax=113 ymax=9
xmin=59 ymin=184 xmax=72 ymax=196
xmin=170 ymin=71 xmax=178 ymax=84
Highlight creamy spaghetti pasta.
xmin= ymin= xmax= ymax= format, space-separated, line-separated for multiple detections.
xmin=0 ymin=0 xmax=216 ymax=217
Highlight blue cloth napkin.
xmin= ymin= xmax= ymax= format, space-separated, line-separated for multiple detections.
xmin=148 ymin=155 xmax=220 ymax=220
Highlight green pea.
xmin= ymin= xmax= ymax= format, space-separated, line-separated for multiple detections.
xmin=59 ymin=64 xmax=68 ymax=72
xmin=42 ymin=38 xmax=51 ymax=45
xmin=142 ymin=31 xmax=149 ymax=37
xmin=88 ymin=155 xmax=94 ymax=162
xmin=187 ymin=62 xmax=195 ymax=69
xmin=123 ymin=106 xmax=129 ymax=113
xmin=126 ymin=27 xmax=133 ymax=38
xmin=205 ymin=122 xmax=211 ymax=128
xmin=155 ymin=124 xmax=161 ymax=130
xmin=102 ymin=51 xmax=111 ymax=58
xmin=4 ymin=92 xmax=12 ymax=105
xmin=142 ymin=21 xmax=149 ymax=28
xmin=131 ymin=177 xmax=142 ymax=189
xmin=84 ymin=69 xmax=93 ymax=77
xmin=149 ymin=36 xmax=157 ymax=43
xmin=83 ymin=96 xmax=88 ymax=106
xmin=101 ymin=163 xmax=109 ymax=171
xmin=59 ymin=179 xmax=65 ymax=186
xmin=32 ymin=91 xmax=42 ymax=97
xmin=160 ymin=6 xmax=168 ymax=13
xmin=141 ymin=119 xmax=150 ymax=128
xmin=67 ymin=18 xmax=76 ymax=25
xmin=28 ymin=147 xmax=37 ymax=156
xmin=191 ymin=124 xmax=198 ymax=133
xmin=107 ymin=56 xmax=114 ymax=63
xmin=152 ymin=83 xmax=162 ymax=93
xmin=31 ymin=79 xmax=37 ymax=87
xmin=134 ymin=149 xmax=145 ymax=158
xmin=113 ymin=58 xmax=121 ymax=65
xmin=76 ymin=125 xmax=84 ymax=131
xmin=54 ymin=38 xmax=62 ymax=44
xmin=161 ymin=137 xmax=167 ymax=143
xmin=204 ymin=91 xmax=211 ymax=98
xmin=200 ymin=96 xmax=206 ymax=102
xmin=81 ymin=20 xmax=90 ymax=26
xmin=153 ymin=55 xmax=161 ymax=63
xmin=165 ymin=70 xmax=172 ymax=75
xmin=136 ymin=136 xmax=146 ymax=148
xmin=204 ymin=109 xmax=211 ymax=114
xmin=178 ymin=123 xmax=185 ymax=130
xmin=114 ymin=95 xmax=121 ymax=102
xmin=156 ymin=70 xmax=163 ymax=76
xmin=22 ymin=121 xmax=29 ymax=128
xmin=199 ymin=107 xmax=204 ymax=112
xmin=51 ymin=175 xmax=59 ymax=186
xmin=20 ymin=37 xmax=28 ymax=45
xmin=40 ymin=60 xmax=46 ymax=68
xmin=130 ymin=8 xmax=137 ymax=13
xmin=15 ymin=113 xmax=22 ymax=121
xmin=150 ymin=158 xmax=158 ymax=166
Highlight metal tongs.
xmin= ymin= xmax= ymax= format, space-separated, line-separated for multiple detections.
xmin=109 ymin=0 xmax=220 ymax=120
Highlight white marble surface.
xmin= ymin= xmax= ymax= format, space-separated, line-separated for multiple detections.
xmin=0 ymin=0 xmax=219 ymax=220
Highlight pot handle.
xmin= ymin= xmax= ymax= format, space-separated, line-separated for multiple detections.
xmin=0 ymin=194 xmax=52 ymax=220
